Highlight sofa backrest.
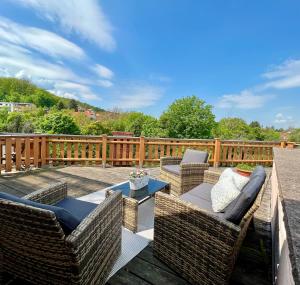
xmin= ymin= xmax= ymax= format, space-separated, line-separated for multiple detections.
xmin=181 ymin=149 xmax=208 ymax=164
xmin=224 ymin=166 xmax=266 ymax=224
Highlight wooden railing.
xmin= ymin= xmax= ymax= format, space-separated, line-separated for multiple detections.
xmin=0 ymin=134 xmax=296 ymax=173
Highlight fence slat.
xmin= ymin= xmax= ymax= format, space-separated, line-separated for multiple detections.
xmin=15 ymin=138 xmax=21 ymax=171
xmin=25 ymin=138 xmax=31 ymax=169
xmin=5 ymin=138 xmax=12 ymax=172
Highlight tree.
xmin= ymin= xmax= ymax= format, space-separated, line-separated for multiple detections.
xmin=57 ymin=100 xmax=65 ymax=110
xmin=289 ymin=128 xmax=300 ymax=142
xmin=160 ymin=96 xmax=215 ymax=139
xmin=141 ymin=117 xmax=167 ymax=137
xmin=6 ymin=113 xmax=24 ymax=133
xmin=38 ymin=112 xmax=80 ymax=134
xmin=68 ymin=99 xmax=79 ymax=111
xmin=261 ymin=127 xmax=280 ymax=141
xmin=82 ymin=121 xmax=109 ymax=135
xmin=213 ymin=118 xmax=250 ymax=140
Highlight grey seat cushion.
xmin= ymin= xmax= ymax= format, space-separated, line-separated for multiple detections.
xmin=180 ymin=183 xmax=224 ymax=219
xmin=181 ymin=149 xmax=208 ymax=164
xmin=162 ymin=164 xmax=180 ymax=176
xmin=224 ymin=166 xmax=266 ymax=224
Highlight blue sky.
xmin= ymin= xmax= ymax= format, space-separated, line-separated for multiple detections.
xmin=0 ymin=1 xmax=300 ymax=128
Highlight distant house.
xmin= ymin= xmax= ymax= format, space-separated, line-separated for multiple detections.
xmin=0 ymin=102 xmax=35 ymax=112
xmin=84 ymin=109 xmax=96 ymax=120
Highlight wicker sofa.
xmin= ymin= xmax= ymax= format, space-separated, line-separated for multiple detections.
xmin=0 ymin=182 xmax=122 ymax=285
xmin=160 ymin=149 xmax=209 ymax=196
xmin=154 ymin=168 xmax=268 ymax=285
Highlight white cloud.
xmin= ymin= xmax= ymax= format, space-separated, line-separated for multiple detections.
xmin=112 ymin=83 xmax=164 ymax=109
xmin=274 ymin=113 xmax=294 ymax=124
xmin=0 ymin=42 xmax=78 ymax=81
xmin=12 ymin=0 xmax=116 ymax=51
xmin=52 ymin=80 xmax=101 ymax=101
xmin=93 ymin=64 xmax=114 ymax=79
xmin=0 ymin=16 xmax=85 ymax=59
xmin=149 ymin=73 xmax=172 ymax=83
xmin=97 ymin=80 xmax=113 ymax=88
xmin=262 ymin=59 xmax=300 ymax=89
xmin=217 ymin=90 xmax=273 ymax=109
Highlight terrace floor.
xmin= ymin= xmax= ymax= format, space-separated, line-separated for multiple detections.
xmin=1 ymin=166 xmax=272 ymax=285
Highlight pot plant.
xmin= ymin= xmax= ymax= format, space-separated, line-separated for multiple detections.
xmin=129 ymin=169 xmax=150 ymax=190
xmin=235 ymin=163 xmax=255 ymax=177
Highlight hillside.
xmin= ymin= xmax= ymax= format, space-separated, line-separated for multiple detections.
xmin=0 ymin=77 xmax=105 ymax=112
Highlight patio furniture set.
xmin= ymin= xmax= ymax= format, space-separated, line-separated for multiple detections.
xmin=0 ymin=149 xmax=267 ymax=285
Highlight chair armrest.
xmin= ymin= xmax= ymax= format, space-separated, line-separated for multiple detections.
xmin=160 ymin=156 xmax=182 ymax=167
xmin=23 ymin=182 xmax=67 ymax=205
xmin=203 ymin=169 xmax=221 ymax=184
xmin=66 ymin=191 xmax=122 ymax=277
xmin=180 ymin=162 xmax=210 ymax=175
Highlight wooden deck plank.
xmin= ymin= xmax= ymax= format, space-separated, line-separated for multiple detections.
xmin=107 ymin=269 xmax=151 ymax=285
xmin=121 ymin=255 xmax=190 ymax=285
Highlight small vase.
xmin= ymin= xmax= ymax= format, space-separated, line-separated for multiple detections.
xmin=129 ymin=175 xmax=149 ymax=190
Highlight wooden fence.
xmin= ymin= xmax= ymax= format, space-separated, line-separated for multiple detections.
xmin=0 ymin=134 xmax=296 ymax=173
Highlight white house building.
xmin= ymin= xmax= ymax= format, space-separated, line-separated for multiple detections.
xmin=0 ymin=102 xmax=35 ymax=112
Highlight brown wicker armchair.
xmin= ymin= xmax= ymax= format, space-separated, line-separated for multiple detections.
xmin=0 ymin=182 xmax=122 ymax=285
xmin=154 ymin=169 xmax=269 ymax=285
xmin=160 ymin=149 xmax=209 ymax=196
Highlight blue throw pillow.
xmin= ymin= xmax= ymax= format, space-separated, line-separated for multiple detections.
xmin=0 ymin=192 xmax=80 ymax=234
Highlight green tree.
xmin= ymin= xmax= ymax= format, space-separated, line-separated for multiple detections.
xmin=68 ymin=99 xmax=79 ymax=111
xmin=248 ymin=121 xmax=264 ymax=141
xmin=141 ymin=117 xmax=167 ymax=137
xmin=57 ymin=100 xmax=65 ymax=110
xmin=160 ymin=96 xmax=215 ymax=139
xmin=289 ymin=128 xmax=300 ymax=142
xmin=82 ymin=121 xmax=109 ymax=135
xmin=37 ymin=112 xmax=80 ymax=134
xmin=261 ymin=128 xmax=280 ymax=141
xmin=0 ymin=107 xmax=9 ymax=131
xmin=213 ymin=118 xmax=250 ymax=140
xmin=6 ymin=113 xmax=24 ymax=133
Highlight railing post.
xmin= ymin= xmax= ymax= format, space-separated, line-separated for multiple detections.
xmin=139 ymin=136 xmax=145 ymax=168
xmin=280 ymin=141 xmax=286 ymax=148
xmin=41 ymin=136 xmax=47 ymax=166
xmin=287 ymin=142 xmax=295 ymax=149
xmin=102 ymin=135 xmax=107 ymax=168
xmin=213 ymin=138 xmax=221 ymax=168
xmin=5 ymin=138 xmax=12 ymax=172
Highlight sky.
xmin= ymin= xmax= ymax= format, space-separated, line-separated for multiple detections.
xmin=0 ymin=0 xmax=300 ymax=128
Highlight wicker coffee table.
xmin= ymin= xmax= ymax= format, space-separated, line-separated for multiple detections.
xmin=106 ymin=178 xmax=169 ymax=232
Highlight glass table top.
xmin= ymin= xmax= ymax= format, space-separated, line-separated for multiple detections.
xmin=109 ymin=178 xmax=169 ymax=203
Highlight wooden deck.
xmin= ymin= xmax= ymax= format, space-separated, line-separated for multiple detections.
xmin=1 ymin=166 xmax=272 ymax=285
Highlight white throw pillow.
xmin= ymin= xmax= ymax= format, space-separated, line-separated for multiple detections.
xmin=211 ymin=168 xmax=249 ymax=212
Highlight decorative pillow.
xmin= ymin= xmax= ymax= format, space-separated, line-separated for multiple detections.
xmin=224 ymin=166 xmax=266 ymax=224
xmin=181 ymin=149 xmax=208 ymax=164
xmin=211 ymin=168 xmax=249 ymax=212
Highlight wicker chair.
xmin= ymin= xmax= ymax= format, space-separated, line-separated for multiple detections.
xmin=0 ymin=182 xmax=122 ymax=285
xmin=160 ymin=149 xmax=209 ymax=196
xmin=153 ymin=169 xmax=269 ymax=285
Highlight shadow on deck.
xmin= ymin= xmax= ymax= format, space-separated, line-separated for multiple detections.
xmin=0 ymin=166 xmax=272 ymax=285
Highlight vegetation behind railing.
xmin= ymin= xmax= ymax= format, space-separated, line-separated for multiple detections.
xmin=0 ymin=134 xmax=296 ymax=173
